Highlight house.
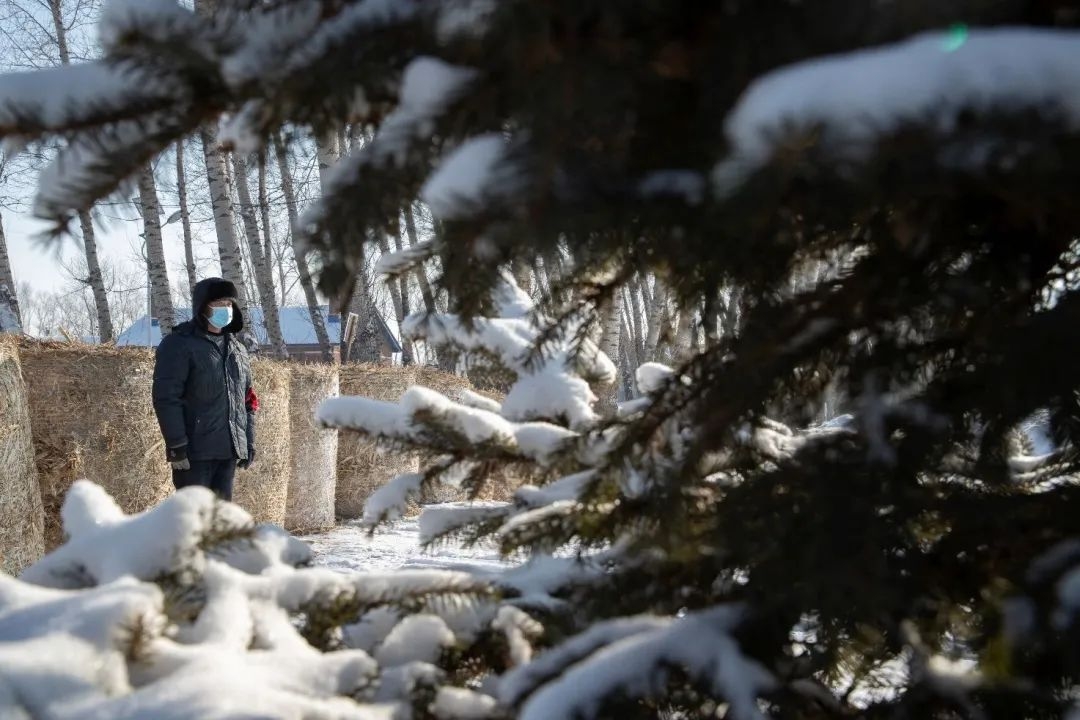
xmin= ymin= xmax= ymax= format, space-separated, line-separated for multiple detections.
xmin=116 ymin=305 xmax=403 ymax=364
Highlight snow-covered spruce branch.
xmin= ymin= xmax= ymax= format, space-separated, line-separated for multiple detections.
xmin=297 ymin=54 xmax=478 ymax=225
xmin=0 ymin=61 xmax=182 ymax=138
xmin=99 ymin=0 xmax=219 ymax=58
xmin=33 ymin=114 xmax=191 ymax=232
xmin=713 ymin=27 xmax=1080 ymax=194
xmin=317 ymin=386 xmax=578 ymax=468
xmin=373 ymin=238 xmax=439 ymax=282
xmin=4 ymin=481 xmax=544 ymax=719
xmin=500 ymin=606 xmax=775 ymax=720
xmin=399 ymin=276 xmax=616 ymax=431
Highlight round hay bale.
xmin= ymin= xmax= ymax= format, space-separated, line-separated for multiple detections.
xmin=0 ymin=336 xmax=45 ymax=572
xmin=19 ymin=340 xmax=172 ymax=550
xmin=415 ymin=365 xmax=471 ymax=402
xmin=234 ymin=358 xmax=290 ymax=526
xmin=284 ymin=363 xmax=338 ymax=533
xmin=336 ymin=364 xmax=419 ymax=519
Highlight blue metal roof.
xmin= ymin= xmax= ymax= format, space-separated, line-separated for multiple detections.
xmin=116 ymin=306 xmax=346 ymax=347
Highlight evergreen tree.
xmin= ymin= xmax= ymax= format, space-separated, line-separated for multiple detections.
xmin=3 ymin=1 xmax=1080 ymax=717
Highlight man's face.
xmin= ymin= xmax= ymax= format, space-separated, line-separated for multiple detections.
xmin=206 ymin=298 xmax=231 ymax=315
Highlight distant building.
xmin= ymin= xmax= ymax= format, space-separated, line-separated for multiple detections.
xmin=116 ymin=306 xmax=402 ymax=364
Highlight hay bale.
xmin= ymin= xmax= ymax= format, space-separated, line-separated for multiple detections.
xmin=235 ymin=358 xmax=290 ymax=526
xmin=336 ymin=364 xmax=419 ymax=519
xmin=415 ymin=365 xmax=471 ymax=402
xmin=284 ymin=363 xmax=338 ymax=533
xmin=0 ymin=336 xmax=44 ymax=572
xmin=19 ymin=341 xmax=172 ymax=550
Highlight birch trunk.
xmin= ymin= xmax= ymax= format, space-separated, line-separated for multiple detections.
xmin=593 ymin=293 xmax=622 ymax=416
xmin=380 ymin=219 xmax=414 ymax=364
xmin=78 ymin=212 xmax=114 ymax=343
xmin=232 ymin=154 xmax=287 ymax=358
xmin=137 ymin=166 xmax=175 ymax=334
xmin=345 ymin=271 xmax=383 ymax=363
xmin=317 ymin=129 xmax=380 ymax=362
xmin=627 ymin=279 xmax=646 ymax=364
xmin=511 ymin=259 xmax=532 ymax=296
xmin=257 ymin=155 xmax=273 ymax=261
xmin=273 ymin=134 xmax=332 ymax=362
xmin=391 ymin=220 xmax=412 ymax=320
xmin=378 ymin=232 xmax=405 ymax=326
xmin=404 ymin=204 xmax=435 ymax=314
xmin=674 ymin=306 xmax=696 ymax=362
xmin=644 ymin=277 xmax=669 ymax=361
xmin=598 ymin=293 xmax=622 ymax=367
xmin=51 ymin=0 xmax=113 ymax=342
xmin=316 ymin=132 xmax=338 ymax=190
xmin=199 ymin=130 xmax=253 ymax=327
xmin=0 ymin=211 xmax=20 ymax=326
xmin=175 ymin=141 xmax=197 ymax=296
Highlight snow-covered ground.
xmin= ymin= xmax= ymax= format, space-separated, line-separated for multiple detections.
xmin=302 ymin=516 xmax=507 ymax=575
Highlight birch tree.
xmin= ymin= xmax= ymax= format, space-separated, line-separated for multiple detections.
xmin=136 ymin=165 xmax=174 ymax=334
xmin=273 ymin=133 xmax=331 ymax=361
xmin=403 ymin=204 xmax=435 ymax=315
xmin=232 ymin=153 xmax=286 ymax=358
xmin=316 ymin=131 xmax=381 ymax=362
xmin=174 ymin=140 xmax=196 ymax=296
xmin=0 ymin=157 xmax=19 ymax=328
xmin=200 ymin=133 xmax=250 ymax=308
xmin=189 ymin=0 xmax=254 ymax=346
xmin=13 ymin=0 xmax=116 ymax=341
xmin=0 ymin=211 xmax=18 ymax=332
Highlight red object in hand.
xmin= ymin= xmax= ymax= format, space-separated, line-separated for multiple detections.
xmin=246 ymin=387 xmax=259 ymax=412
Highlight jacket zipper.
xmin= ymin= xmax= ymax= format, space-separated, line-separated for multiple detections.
xmin=196 ymin=330 xmax=241 ymax=456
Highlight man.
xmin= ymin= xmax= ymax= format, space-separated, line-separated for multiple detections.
xmin=152 ymin=277 xmax=257 ymax=501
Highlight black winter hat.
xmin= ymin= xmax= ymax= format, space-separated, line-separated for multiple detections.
xmin=191 ymin=277 xmax=244 ymax=333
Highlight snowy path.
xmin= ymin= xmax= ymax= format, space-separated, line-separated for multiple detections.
xmin=301 ymin=517 xmax=507 ymax=575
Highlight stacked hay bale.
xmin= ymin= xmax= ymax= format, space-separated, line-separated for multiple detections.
xmin=336 ymin=364 xmax=418 ymax=519
xmin=415 ymin=365 xmax=471 ymax=402
xmin=284 ymin=363 xmax=338 ymax=533
xmin=234 ymin=358 xmax=291 ymax=526
xmin=19 ymin=341 xmax=172 ymax=550
xmin=0 ymin=335 xmax=44 ymax=572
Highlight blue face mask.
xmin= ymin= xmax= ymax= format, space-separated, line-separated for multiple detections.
xmin=209 ymin=306 xmax=233 ymax=329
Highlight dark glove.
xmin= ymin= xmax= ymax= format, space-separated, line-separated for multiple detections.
xmin=167 ymin=444 xmax=190 ymax=471
xmin=238 ymin=448 xmax=255 ymax=470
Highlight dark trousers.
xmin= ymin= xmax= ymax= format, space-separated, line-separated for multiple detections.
xmin=173 ymin=459 xmax=236 ymax=501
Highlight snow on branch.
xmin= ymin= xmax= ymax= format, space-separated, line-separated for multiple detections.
xmin=513 ymin=471 xmax=595 ymax=509
xmin=402 ymin=273 xmax=616 ymax=429
xmin=363 ymin=472 xmax=425 ymax=526
xmin=508 ymin=606 xmax=775 ymax=720
xmin=715 ymin=27 xmax=1080 ymax=193
xmin=5 ymin=481 xmax=541 ymax=718
xmin=98 ymin=0 xmax=213 ymax=57
xmin=220 ymin=1 xmax=323 ymax=91
xmin=0 ymin=61 xmax=178 ymax=138
xmin=298 ymin=55 xmax=477 ymax=234
xmin=421 ymin=133 xmax=522 ymax=220
xmin=33 ymin=114 xmax=188 ymax=231
xmin=499 ymin=615 xmax=670 ymax=707
xmin=279 ymin=0 xmax=422 ymax=87
xmin=374 ymin=238 xmax=438 ymax=278
xmin=419 ymin=503 xmax=513 ymax=546
xmin=21 ymin=480 xmax=239 ymax=589
xmin=317 ymin=386 xmax=577 ymax=466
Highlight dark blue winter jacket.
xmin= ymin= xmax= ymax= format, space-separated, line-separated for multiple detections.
xmin=152 ymin=278 xmax=255 ymax=462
